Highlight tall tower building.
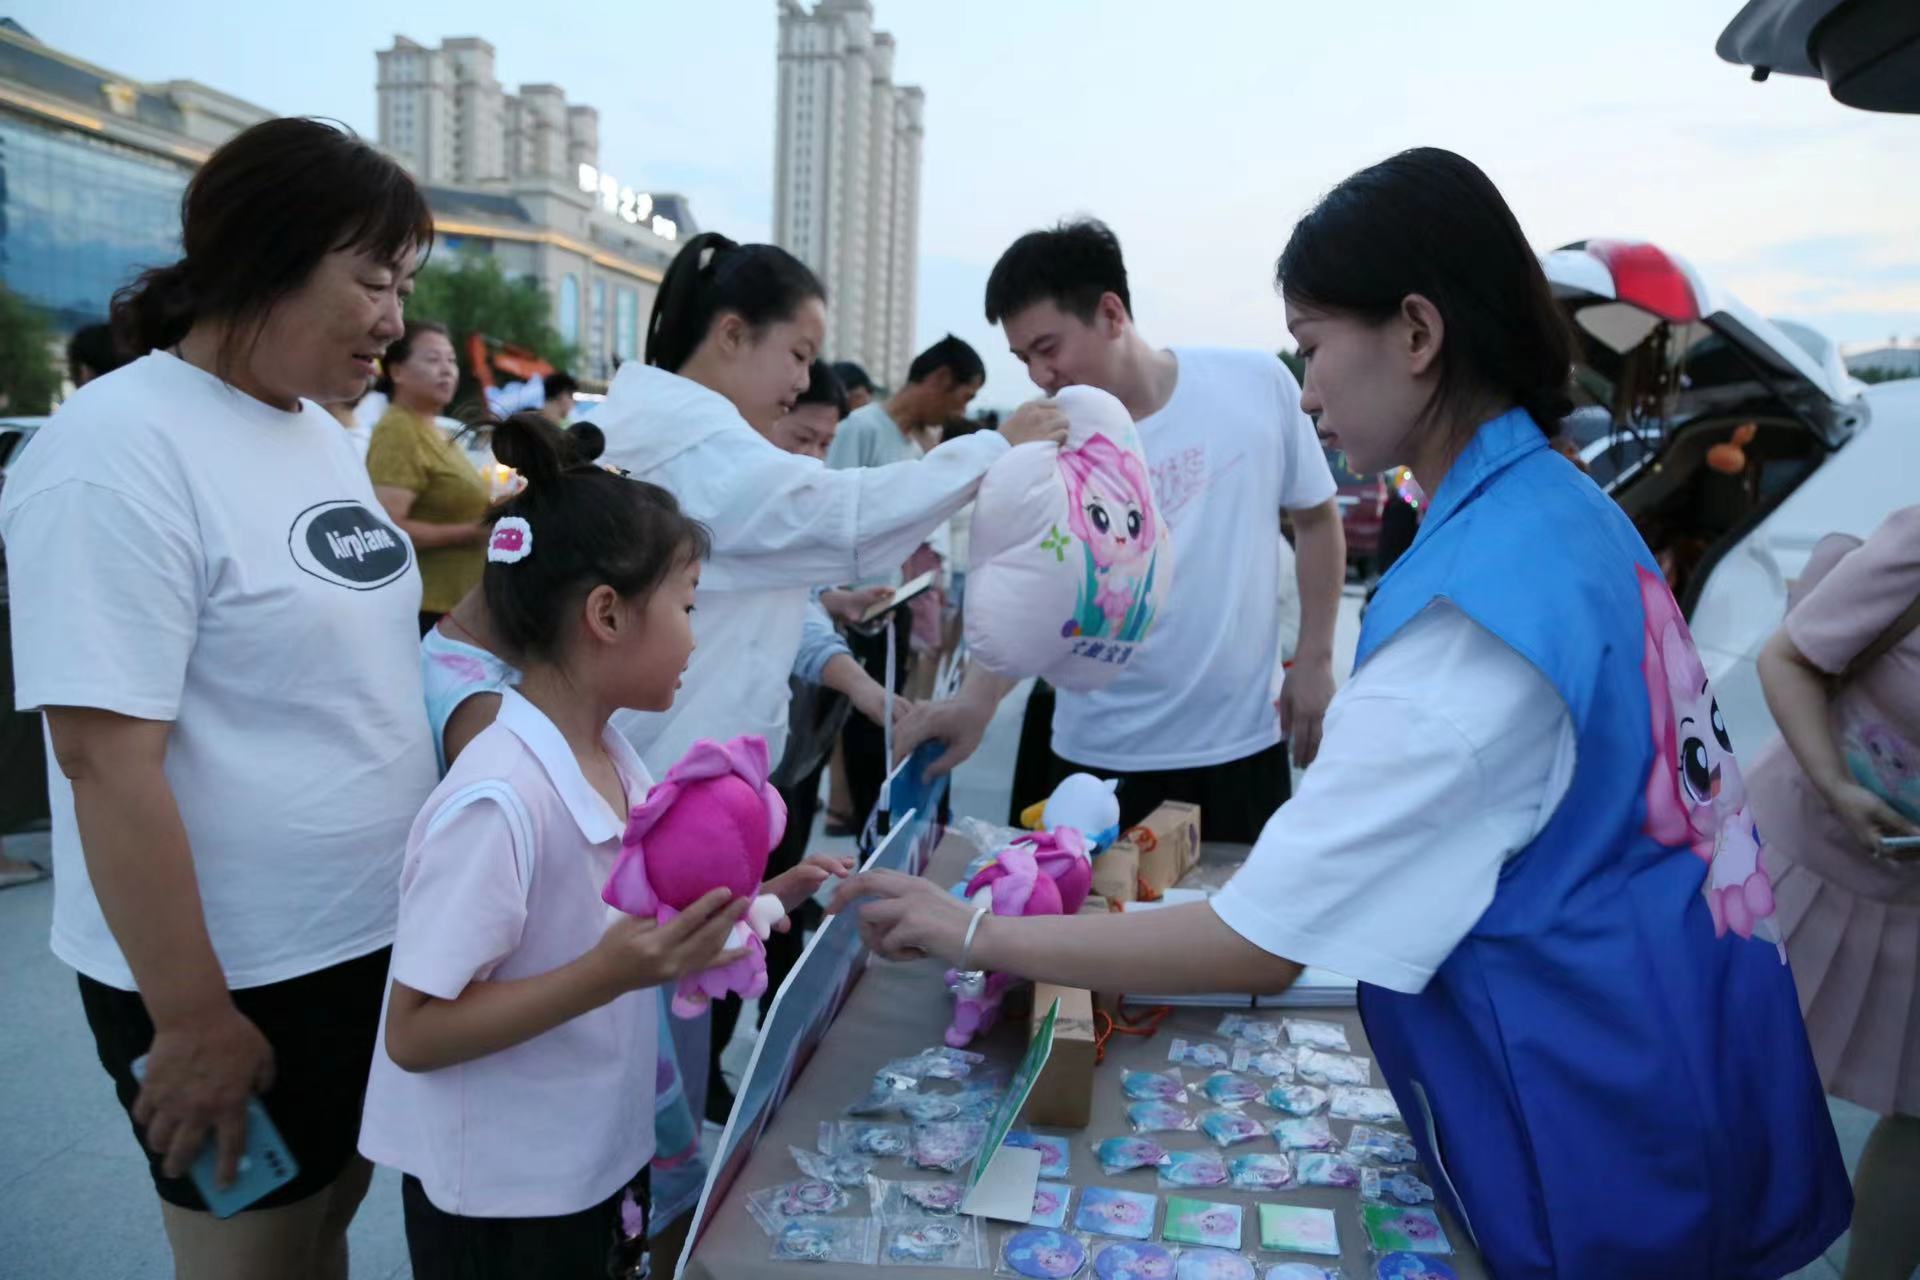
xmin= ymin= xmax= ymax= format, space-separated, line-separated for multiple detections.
xmin=773 ymin=0 xmax=924 ymax=389
xmin=376 ymin=36 xmax=597 ymax=186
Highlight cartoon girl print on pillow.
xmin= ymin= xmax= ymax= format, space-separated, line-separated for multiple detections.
xmin=1637 ymin=565 xmax=1783 ymax=958
xmin=1060 ymin=433 xmax=1161 ymax=643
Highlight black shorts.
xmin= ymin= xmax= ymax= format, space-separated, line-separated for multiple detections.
xmin=77 ymin=945 xmax=392 ymax=1212
xmin=403 ymin=1168 xmax=652 ymax=1280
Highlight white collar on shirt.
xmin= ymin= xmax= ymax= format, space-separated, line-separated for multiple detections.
xmin=494 ymin=688 xmax=645 ymax=841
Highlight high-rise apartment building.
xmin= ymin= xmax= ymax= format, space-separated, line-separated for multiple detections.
xmin=376 ymin=36 xmax=597 ymax=186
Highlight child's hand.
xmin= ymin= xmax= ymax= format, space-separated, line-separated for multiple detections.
xmin=592 ymin=889 xmax=749 ymax=994
xmin=763 ymin=854 xmax=857 ymax=918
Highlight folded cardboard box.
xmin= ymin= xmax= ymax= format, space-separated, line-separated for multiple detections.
xmin=1088 ymin=841 xmax=1139 ymax=905
xmin=1024 ymin=983 xmax=1096 ymax=1128
xmin=1120 ymin=801 xmax=1202 ymax=898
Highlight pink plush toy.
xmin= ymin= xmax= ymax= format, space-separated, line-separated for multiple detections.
xmin=602 ymin=736 xmax=791 ymax=1017
xmin=944 ymin=829 xmax=1094 ymax=1047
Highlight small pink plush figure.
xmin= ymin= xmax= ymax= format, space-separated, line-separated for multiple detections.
xmin=602 ymin=736 xmax=790 ymax=1016
xmin=944 ymin=829 xmax=1093 ymax=1047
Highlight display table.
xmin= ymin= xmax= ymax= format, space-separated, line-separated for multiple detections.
xmin=683 ymin=831 xmax=1488 ymax=1279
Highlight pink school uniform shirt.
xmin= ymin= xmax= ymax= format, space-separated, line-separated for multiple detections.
xmin=360 ymin=688 xmax=659 ymax=1217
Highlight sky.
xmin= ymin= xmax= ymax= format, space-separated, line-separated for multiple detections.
xmin=16 ymin=0 xmax=1920 ymax=410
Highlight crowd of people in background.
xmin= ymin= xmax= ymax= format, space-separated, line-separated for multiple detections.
xmin=0 ymin=110 xmax=1914 ymax=1280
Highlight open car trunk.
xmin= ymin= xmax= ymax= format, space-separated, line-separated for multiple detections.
xmin=1542 ymin=239 xmax=1865 ymax=615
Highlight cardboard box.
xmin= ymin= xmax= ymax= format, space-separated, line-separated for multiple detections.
xmin=1119 ymin=801 xmax=1203 ymax=898
xmin=1088 ymin=841 xmax=1139 ymax=905
xmin=1024 ymin=984 xmax=1096 ymax=1129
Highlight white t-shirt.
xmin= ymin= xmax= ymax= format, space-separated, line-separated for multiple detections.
xmin=1052 ymin=348 xmax=1338 ymax=770
xmin=0 ymin=352 xmax=439 ymax=990
xmin=360 ymin=689 xmax=659 ymax=1217
xmin=1211 ymin=602 xmax=1577 ymax=995
xmin=594 ymin=363 xmax=1004 ymax=774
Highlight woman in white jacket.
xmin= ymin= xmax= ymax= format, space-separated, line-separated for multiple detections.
xmin=595 ymin=232 xmax=1065 ymax=778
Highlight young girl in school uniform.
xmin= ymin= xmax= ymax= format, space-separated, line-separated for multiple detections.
xmin=360 ymin=415 xmax=814 ymax=1280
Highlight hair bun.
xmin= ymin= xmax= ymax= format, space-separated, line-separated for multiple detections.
xmin=489 ymin=412 xmax=570 ymax=490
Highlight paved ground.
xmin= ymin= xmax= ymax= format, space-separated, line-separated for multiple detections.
xmin=0 ymin=587 xmax=1877 ymax=1277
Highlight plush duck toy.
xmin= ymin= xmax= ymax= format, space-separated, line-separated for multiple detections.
xmin=1018 ymin=771 xmax=1123 ymax=853
xmin=602 ymin=736 xmax=789 ymax=1017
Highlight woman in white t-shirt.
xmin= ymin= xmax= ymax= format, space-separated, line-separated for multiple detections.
xmin=0 ymin=119 xmax=442 ymax=1276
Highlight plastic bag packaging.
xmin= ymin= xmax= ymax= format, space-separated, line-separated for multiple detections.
xmin=901 ymin=1093 xmax=966 ymax=1124
xmin=789 ymin=1145 xmax=872 ymax=1187
xmin=745 ymin=1179 xmax=851 ymax=1235
xmin=1373 ymin=1252 xmax=1459 ymax=1279
xmin=1074 ymin=1186 xmax=1160 ymax=1241
xmin=1174 ymin=1246 xmax=1262 ymax=1279
xmin=1226 ymin=1152 xmax=1294 ymax=1192
xmin=1295 ymin=1050 xmax=1371 ymax=1087
xmin=1197 ymin=1109 xmax=1269 ymax=1149
xmin=1123 ymin=1068 xmax=1191 ymax=1104
xmin=887 ymin=1046 xmax=987 ymax=1082
xmin=1030 ymin=1181 xmax=1074 ymax=1230
xmin=1262 ymin=1084 xmax=1329 ymax=1117
xmin=845 ymin=1067 xmax=920 ymax=1115
xmin=1345 ymin=1125 xmax=1418 ymax=1167
xmin=1094 ymin=1136 xmax=1171 ymax=1175
xmin=882 ymin=1216 xmax=987 ymax=1268
xmin=1272 ymin=1114 xmax=1336 ymax=1152
xmin=768 ymin=1216 xmax=876 ymax=1264
xmin=870 ymin=1176 xmax=966 ymax=1219
xmin=1156 ymin=1149 xmax=1229 ymax=1189
xmin=1263 ymin=1264 xmax=1350 ymax=1280
xmin=1360 ymin=1168 xmax=1436 ymax=1207
xmin=910 ymin=1119 xmax=989 ymax=1172
xmin=1006 ymin=1131 xmax=1072 ymax=1179
xmin=1257 ymin=1203 xmax=1340 ymax=1257
xmin=1218 ymin=1014 xmax=1287 ymax=1047
xmin=996 ymin=1226 xmax=1092 ymax=1278
xmin=1283 ymin=1019 xmax=1352 ymax=1052
xmin=1296 ymin=1152 xmax=1363 ymax=1189
xmin=1127 ymin=1101 xmax=1198 ymax=1135
xmin=1359 ymin=1205 xmax=1453 ymax=1256
xmin=1162 ymin=1196 xmax=1245 ymax=1250
xmin=1168 ymin=1038 xmax=1234 ymax=1070
xmin=1329 ymin=1086 xmax=1401 ymax=1125
xmin=1200 ymin=1072 xmax=1263 ymax=1106
xmin=1090 ymin=1240 xmax=1181 ymax=1279
xmin=1230 ymin=1047 xmax=1296 ymax=1081
xmin=819 ymin=1119 xmax=911 ymax=1159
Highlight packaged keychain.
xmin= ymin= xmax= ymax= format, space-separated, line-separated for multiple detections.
xmin=789 ymin=1145 xmax=872 ymax=1187
xmin=910 ymin=1119 xmax=989 ymax=1172
xmin=1230 ymin=1047 xmax=1296 ymax=1081
xmin=870 ymin=1176 xmax=966 ymax=1219
xmin=1174 ymin=1246 xmax=1261 ymax=1280
xmin=1091 ymin=1240 xmax=1180 ymax=1280
xmin=1373 ymin=1252 xmax=1459 ymax=1280
xmin=1296 ymin=1152 xmax=1363 ymax=1189
xmin=1256 ymin=1204 xmax=1340 ymax=1257
xmin=1218 ymin=1014 xmax=1286 ymax=1047
xmin=1283 ymin=1019 xmax=1352 ymax=1052
xmin=745 ymin=1179 xmax=851 ymax=1235
xmin=1200 ymin=1072 xmax=1264 ymax=1106
xmin=1226 ymin=1152 xmax=1294 ymax=1192
xmin=1162 ymin=1197 xmax=1245 ymax=1250
xmin=1197 ymin=1108 xmax=1268 ymax=1148
xmin=902 ymin=1093 xmax=966 ymax=1123
xmin=1329 ymin=1086 xmax=1401 ymax=1125
xmin=1030 ymin=1181 xmax=1074 ymax=1230
xmin=1128 ymin=1101 xmax=1199 ymax=1135
xmin=1123 ymin=1068 xmax=1192 ymax=1104
xmin=887 ymin=1046 xmax=987 ymax=1082
xmin=769 ymin=1216 xmax=876 ymax=1264
xmin=883 ymin=1216 xmax=987 ymax=1268
xmin=1006 ymin=1131 xmax=1072 ymax=1179
xmin=1361 ymin=1168 xmax=1436 ymax=1207
xmin=1271 ymin=1115 xmax=1336 ymax=1152
xmin=1359 ymin=1206 xmax=1452 ymax=1256
xmin=845 ymin=1068 xmax=919 ymax=1115
xmin=819 ymin=1119 xmax=910 ymax=1159
xmin=1295 ymin=1050 xmax=1371 ymax=1087
xmin=1075 ymin=1186 xmax=1159 ymax=1240
xmin=1265 ymin=1265 xmax=1350 ymax=1280
xmin=1262 ymin=1084 xmax=1329 ymax=1117
xmin=999 ymin=1227 xmax=1092 ymax=1279
xmin=1345 ymin=1125 xmax=1418 ymax=1166
xmin=1157 ymin=1149 xmax=1230 ymax=1189
xmin=1168 ymin=1038 xmax=1234 ymax=1069
xmin=1094 ymin=1136 xmax=1171 ymax=1175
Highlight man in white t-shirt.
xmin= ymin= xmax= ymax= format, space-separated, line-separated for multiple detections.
xmin=899 ymin=219 xmax=1344 ymax=843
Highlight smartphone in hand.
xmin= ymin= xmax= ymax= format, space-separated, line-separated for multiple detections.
xmin=131 ymin=1054 xmax=299 ymax=1218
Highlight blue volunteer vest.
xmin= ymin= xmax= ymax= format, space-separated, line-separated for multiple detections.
xmin=1355 ymin=410 xmax=1850 ymax=1279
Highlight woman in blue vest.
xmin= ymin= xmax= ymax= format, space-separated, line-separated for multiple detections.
xmin=832 ymin=147 xmax=1850 ymax=1279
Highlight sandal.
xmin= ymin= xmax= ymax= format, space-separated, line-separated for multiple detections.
xmin=822 ymin=809 xmax=857 ymax=838
xmin=0 ymin=861 xmax=49 ymax=890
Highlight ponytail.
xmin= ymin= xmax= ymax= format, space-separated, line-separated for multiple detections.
xmin=111 ymin=262 xmax=198 ymax=358
xmin=644 ymin=231 xmax=826 ymax=373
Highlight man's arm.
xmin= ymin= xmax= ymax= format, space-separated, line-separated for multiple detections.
xmin=1279 ymin=498 xmax=1344 ymax=766
xmin=890 ymin=665 xmax=1020 ymax=777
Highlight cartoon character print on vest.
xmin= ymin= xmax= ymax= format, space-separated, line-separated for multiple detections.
xmin=965 ymin=386 xmax=1174 ymax=691
xmin=1636 ymin=566 xmax=1782 ymax=957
